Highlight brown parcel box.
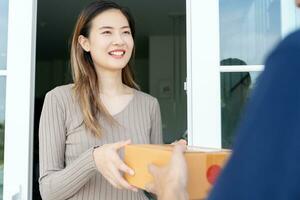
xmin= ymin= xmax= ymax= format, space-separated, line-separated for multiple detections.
xmin=124 ymin=144 xmax=231 ymax=200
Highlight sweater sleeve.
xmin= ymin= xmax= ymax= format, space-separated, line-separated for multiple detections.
xmin=38 ymin=90 xmax=98 ymax=200
xmin=150 ymin=98 xmax=163 ymax=144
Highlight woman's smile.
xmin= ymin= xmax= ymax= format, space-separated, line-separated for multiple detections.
xmin=108 ymin=49 xmax=126 ymax=59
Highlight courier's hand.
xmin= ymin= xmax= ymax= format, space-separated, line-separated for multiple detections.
xmin=145 ymin=142 xmax=188 ymax=200
xmin=93 ymin=139 xmax=137 ymax=192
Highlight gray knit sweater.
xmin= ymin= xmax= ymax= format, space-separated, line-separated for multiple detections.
xmin=39 ymin=84 xmax=163 ymax=200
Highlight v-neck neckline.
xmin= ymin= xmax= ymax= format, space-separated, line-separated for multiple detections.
xmin=111 ymin=89 xmax=137 ymax=117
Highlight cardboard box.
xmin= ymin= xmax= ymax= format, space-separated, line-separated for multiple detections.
xmin=124 ymin=144 xmax=231 ymax=200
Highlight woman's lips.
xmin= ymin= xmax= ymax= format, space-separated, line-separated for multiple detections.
xmin=108 ymin=50 xmax=125 ymax=59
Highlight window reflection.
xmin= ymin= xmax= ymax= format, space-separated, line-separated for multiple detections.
xmin=221 ymin=72 xmax=261 ymax=148
xmin=219 ymin=0 xmax=281 ymax=65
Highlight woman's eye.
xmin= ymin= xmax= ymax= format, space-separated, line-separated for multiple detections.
xmin=102 ymin=31 xmax=111 ymax=34
xmin=123 ymin=31 xmax=131 ymax=35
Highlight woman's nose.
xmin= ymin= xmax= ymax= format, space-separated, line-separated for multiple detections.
xmin=112 ymin=33 xmax=125 ymax=45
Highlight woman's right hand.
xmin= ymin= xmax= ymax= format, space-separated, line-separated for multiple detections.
xmin=93 ymin=139 xmax=137 ymax=192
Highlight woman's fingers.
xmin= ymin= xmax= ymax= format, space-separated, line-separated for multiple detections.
xmin=173 ymin=142 xmax=187 ymax=153
xmin=114 ymin=154 xmax=134 ymax=175
xmin=171 ymin=139 xmax=187 ymax=146
xmin=117 ymin=174 xmax=137 ymax=191
xmin=118 ymin=160 xmax=135 ymax=176
xmin=104 ymin=155 xmax=137 ymax=191
xmin=94 ymin=140 xmax=138 ymax=191
xmin=103 ymin=167 xmax=125 ymax=190
xmin=171 ymin=140 xmax=178 ymax=145
xmin=103 ymin=172 xmax=121 ymax=189
xmin=114 ymin=155 xmax=137 ymax=191
xmin=113 ymin=139 xmax=131 ymax=150
xmin=111 ymin=167 xmax=137 ymax=191
xmin=109 ymin=179 xmax=121 ymax=189
xmin=177 ymin=139 xmax=187 ymax=146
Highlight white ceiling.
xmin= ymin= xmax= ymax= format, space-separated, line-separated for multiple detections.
xmin=36 ymin=0 xmax=186 ymax=59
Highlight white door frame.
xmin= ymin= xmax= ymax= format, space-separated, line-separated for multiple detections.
xmin=4 ymin=0 xmax=37 ymax=199
xmin=186 ymin=0 xmax=221 ymax=148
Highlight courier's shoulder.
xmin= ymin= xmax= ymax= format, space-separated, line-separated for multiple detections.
xmin=265 ymin=29 xmax=300 ymax=66
xmin=276 ymin=29 xmax=300 ymax=50
xmin=283 ymin=29 xmax=300 ymax=43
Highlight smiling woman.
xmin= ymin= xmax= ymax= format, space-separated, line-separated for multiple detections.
xmin=38 ymin=1 xmax=163 ymax=200
xmin=77 ymin=9 xmax=135 ymax=74
xmin=34 ymin=0 xmax=187 ymax=199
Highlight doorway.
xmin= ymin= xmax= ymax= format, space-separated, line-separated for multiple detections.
xmin=33 ymin=0 xmax=187 ymax=199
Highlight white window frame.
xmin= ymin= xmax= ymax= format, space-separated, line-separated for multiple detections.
xmin=3 ymin=0 xmax=37 ymax=199
xmin=187 ymin=0 xmax=299 ymax=148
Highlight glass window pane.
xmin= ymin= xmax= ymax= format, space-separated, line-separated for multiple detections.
xmin=0 ymin=77 xmax=6 ymax=200
xmin=221 ymin=72 xmax=261 ymax=148
xmin=219 ymin=0 xmax=281 ymax=65
xmin=0 ymin=0 xmax=9 ymax=70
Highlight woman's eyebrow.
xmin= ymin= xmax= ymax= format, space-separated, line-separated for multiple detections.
xmin=99 ymin=26 xmax=113 ymax=30
xmin=98 ymin=26 xmax=130 ymax=30
xmin=121 ymin=26 xmax=130 ymax=29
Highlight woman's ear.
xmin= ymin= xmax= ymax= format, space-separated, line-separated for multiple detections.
xmin=78 ymin=35 xmax=90 ymax=52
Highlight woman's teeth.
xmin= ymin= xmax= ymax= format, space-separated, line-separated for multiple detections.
xmin=109 ymin=51 xmax=125 ymax=56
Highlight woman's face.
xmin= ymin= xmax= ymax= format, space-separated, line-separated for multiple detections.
xmin=80 ymin=9 xmax=134 ymax=71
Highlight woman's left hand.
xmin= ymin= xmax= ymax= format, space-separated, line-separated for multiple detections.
xmin=171 ymin=139 xmax=187 ymax=146
xmin=93 ymin=139 xmax=138 ymax=192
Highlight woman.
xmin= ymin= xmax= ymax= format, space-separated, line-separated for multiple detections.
xmin=39 ymin=1 xmax=162 ymax=199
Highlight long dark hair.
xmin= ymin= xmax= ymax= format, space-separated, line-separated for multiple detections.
xmin=70 ymin=0 xmax=139 ymax=137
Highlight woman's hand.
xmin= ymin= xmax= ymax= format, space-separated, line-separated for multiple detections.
xmin=93 ymin=139 xmax=137 ymax=192
xmin=171 ymin=139 xmax=187 ymax=146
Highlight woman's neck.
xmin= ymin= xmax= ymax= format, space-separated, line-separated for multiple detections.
xmin=96 ymin=68 xmax=128 ymax=96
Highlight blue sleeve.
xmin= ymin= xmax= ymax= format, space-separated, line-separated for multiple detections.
xmin=208 ymin=30 xmax=300 ymax=200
